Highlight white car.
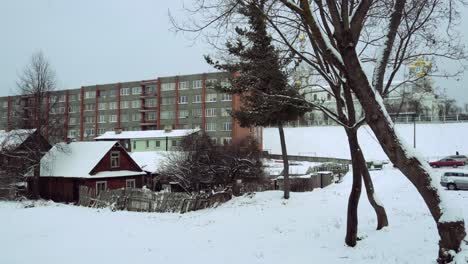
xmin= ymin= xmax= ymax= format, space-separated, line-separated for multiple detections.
xmin=440 ymin=170 xmax=468 ymax=190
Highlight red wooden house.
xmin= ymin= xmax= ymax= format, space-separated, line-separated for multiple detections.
xmin=39 ymin=141 xmax=146 ymax=203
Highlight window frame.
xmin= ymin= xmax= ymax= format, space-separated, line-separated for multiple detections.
xmin=110 ymin=151 xmax=120 ymax=168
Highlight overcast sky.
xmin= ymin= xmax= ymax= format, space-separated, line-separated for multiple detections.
xmin=1 ymin=0 xmax=467 ymax=105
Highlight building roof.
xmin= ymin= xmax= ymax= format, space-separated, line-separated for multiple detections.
xmin=94 ymin=128 xmax=200 ymax=140
xmin=0 ymin=129 xmax=36 ymax=151
xmin=130 ymin=151 xmax=169 ymax=173
xmin=40 ymin=141 xmax=145 ymax=178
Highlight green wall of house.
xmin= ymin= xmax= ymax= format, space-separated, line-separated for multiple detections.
xmin=131 ymin=137 xmax=182 ymax=152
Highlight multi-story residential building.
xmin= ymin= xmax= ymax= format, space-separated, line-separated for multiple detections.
xmin=0 ymin=72 xmax=262 ymax=147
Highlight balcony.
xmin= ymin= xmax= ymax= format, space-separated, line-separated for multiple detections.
xmin=138 ymin=107 xmax=158 ymax=112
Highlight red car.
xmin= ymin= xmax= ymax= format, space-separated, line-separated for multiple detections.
xmin=429 ymin=158 xmax=465 ymax=168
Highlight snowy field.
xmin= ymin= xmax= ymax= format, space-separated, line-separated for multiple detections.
xmin=1 ymin=167 xmax=467 ymax=264
xmin=263 ymin=122 xmax=468 ymax=161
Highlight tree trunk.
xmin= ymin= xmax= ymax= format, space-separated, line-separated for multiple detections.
xmin=278 ymin=122 xmax=290 ymax=199
xmin=342 ymin=48 xmax=466 ymax=263
xmin=31 ymin=164 xmax=40 ymax=199
xmin=345 ymin=129 xmax=362 ymax=246
xmin=357 ymin=149 xmax=389 ymax=230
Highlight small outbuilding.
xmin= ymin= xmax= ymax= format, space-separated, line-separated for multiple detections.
xmin=39 ymin=141 xmax=146 ymax=203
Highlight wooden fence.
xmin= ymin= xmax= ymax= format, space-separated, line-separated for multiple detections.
xmin=78 ymin=186 xmax=231 ymax=213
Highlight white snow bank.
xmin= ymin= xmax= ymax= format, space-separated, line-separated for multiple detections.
xmin=264 ymin=123 xmax=468 ymax=161
xmin=1 ymin=167 xmax=467 ymax=264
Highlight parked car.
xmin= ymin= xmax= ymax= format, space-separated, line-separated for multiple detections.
xmin=444 ymin=155 xmax=468 ymax=163
xmin=429 ymin=158 xmax=465 ymax=168
xmin=440 ymin=170 xmax=468 ymax=190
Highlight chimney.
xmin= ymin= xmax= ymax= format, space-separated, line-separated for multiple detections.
xmin=114 ymin=128 xmax=122 ymax=134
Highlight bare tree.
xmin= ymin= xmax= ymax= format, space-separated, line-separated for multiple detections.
xmin=172 ymin=0 xmax=467 ymax=261
xmin=10 ymin=51 xmax=64 ymax=198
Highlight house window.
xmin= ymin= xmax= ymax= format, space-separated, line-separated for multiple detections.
xmin=96 ymin=181 xmax=107 ymax=195
xmin=146 ymin=140 xmax=150 ymax=148
xmin=110 ymin=151 xmax=120 ymax=168
xmin=84 ymin=128 xmax=94 ymax=137
xmin=69 ymin=117 xmax=76 ymax=125
xmin=99 ymin=90 xmax=107 ymax=98
xmin=156 ymin=141 xmax=160 ymax=147
xmin=172 ymin=140 xmax=177 ymax=147
xmin=126 ymin=179 xmax=136 ymax=189
xmin=132 ymin=141 xmax=136 ymax=149
xmin=109 ymin=90 xmax=117 ymax=98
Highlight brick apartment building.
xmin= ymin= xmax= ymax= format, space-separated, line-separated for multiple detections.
xmin=0 ymin=72 xmax=262 ymax=146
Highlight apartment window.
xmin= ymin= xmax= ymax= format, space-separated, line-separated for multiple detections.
xmin=221 ymin=80 xmax=231 ymax=88
xmin=132 ymin=100 xmax=141 ymax=108
xmin=126 ymin=179 xmax=136 ymax=189
xmin=98 ymin=102 xmax=107 ymax=110
xmin=192 ymin=108 xmax=202 ymax=117
xmin=206 ymin=122 xmax=217 ymax=131
xmin=132 ymin=113 xmax=141 ymax=121
xmin=109 ymin=102 xmax=118 ymax=110
xmin=120 ymin=101 xmax=129 ymax=109
xmin=120 ymin=88 xmax=130 ymax=96
xmin=161 ymin=82 xmax=175 ymax=91
xmin=221 ymin=93 xmax=232 ymax=101
xmin=121 ymin=114 xmax=129 ymax=122
xmin=223 ymin=122 xmax=232 ymax=131
xmin=85 ymin=103 xmax=95 ymax=111
xmin=85 ymin=116 xmax=94 ymax=124
xmin=99 ymin=90 xmax=107 ymax=98
xmin=109 ymin=90 xmax=117 ymax=97
xmin=84 ymin=127 xmax=94 ymax=137
xmin=206 ymin=78 xmax=217 ymax=85
xmin=69 ymin=117 xmax=76 ymax=125
xmin=132 ymin=87 xmax=142 ymax=95
xmin=193 ymin=95 xmax=202 ymax=103
xmin=161 ymin=97 xmax=174 ymax=105
xmin=206 ymin=94 xmax=217 ymax=102
xmin=179 ymin=110 xmax=189 ymax=119
xmin=109 ymin=114 xmax=117 ymax=123
xmin=145 ymin=98 xmax=157 ymax=107
xmin=49 ymin=96 xmax=57 ymax=103
xmin=68 ymin=130 xmax=77 ymax=138
xmin=206 ymin=108 xmax=216 ymax=117
xmin=96 ymin=181 xmax=107 ymax=195
xmin=193 ymin=80 xmax=202 ymax=89
xmin=179 ymin=81 xmax=189 ymax=90
xmin=110 ymin=151 xmax=120 ymax=168
xmin=69 ymin=95 xmax=76 ymax=102
xmin=58 ymin=107 xmax=66 ymax=114
xmin=155 ymin=141 xmax=160 ymax=147
xmin=98 ymin=128 xmax=106 ymax=135
xmin=178 ymin=95 xmax=188 ymax=104
xmin=147 ymin=112 xmax=157 ymax=121
xmin=160 ymin=111 xmax=174 ymax=119
xmin=59 ymin=95 xmax=66 ymax=102
xmin=145 ymin=85 xmax=156 ymax=95
xmin=2 ymin=101 xmax=8 ymax=108
xmin=98 ymin=115 xmax=106 ymax=124
xmin=222 ymin=137 xmax=232 ymax=145
xmin=85 ymin=91 xmax=96 ymax=99
xmin=221 ymin=108 xmax=231 ymax=117
xmin=49 ymin=107 xmax=56 ymax=114
xmin=1 ymin=112 xmax=7 ymax=118
xmin=68 ymin=105 xmax=77 ymax=113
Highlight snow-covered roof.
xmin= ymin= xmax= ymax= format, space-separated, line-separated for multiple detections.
xmin=130 ymin=151 xmax=169 ymax=173
xmin=40 ymin=141 xmax=144 ymax=178
xmin=0 ymin=129 xmax=36 ymax=151
xmin=94 ymin=128 xmax=200 ymax=140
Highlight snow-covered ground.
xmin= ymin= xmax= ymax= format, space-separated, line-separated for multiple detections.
xmin=263 ymin=122 xmax=468 ymax=161
xmin=1 ymin=167 xmax=467 ymax=264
